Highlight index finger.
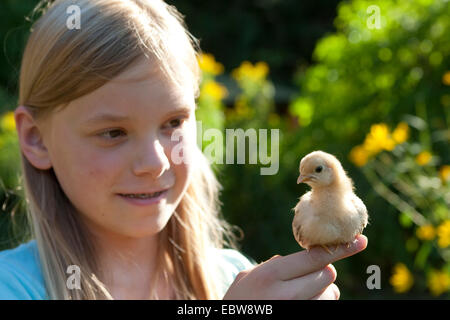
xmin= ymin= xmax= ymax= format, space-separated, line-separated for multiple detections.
xmin=266 ymin=234 xmax=368 ymax=281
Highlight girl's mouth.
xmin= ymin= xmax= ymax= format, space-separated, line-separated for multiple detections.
xmin=119 ymin=191 xmax=164 ymax=199
xmin=117 ymin=190 xmax=168 ymax=206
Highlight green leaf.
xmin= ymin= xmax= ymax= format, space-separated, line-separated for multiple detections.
xmin=434 ymin=204 xmax=450 ymax=221
xmin=399 ymin=211 xmax=413 ymax=228
xmin=414 ymin=242 xmax=432 ymax=270
xmin=288 ymin=97 xmax=314 ymax=126
xmin=406 ymin=237 xmax=419 ymax=252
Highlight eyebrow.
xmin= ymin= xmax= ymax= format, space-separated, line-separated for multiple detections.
xmin=84 ymin=113 xmax=130 ymax=125
xmin=84 ymin=107 xmax=193 ymax=126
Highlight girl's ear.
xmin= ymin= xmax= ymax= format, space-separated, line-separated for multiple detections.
xmin=14 ymin=105 xmax=52 ymax=170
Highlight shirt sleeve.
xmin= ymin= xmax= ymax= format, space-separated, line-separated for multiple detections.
xmin=211 ymin=248 xmax=256 ymax=298
xmin=219 ymin=249 xmax=256 ymax=274
xmin=0 ymin=259 xmax=46 ymax=300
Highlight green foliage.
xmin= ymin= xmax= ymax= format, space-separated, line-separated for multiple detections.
xmin=0 ymin=113 xmax=21 ymax=188
xmin=0 ymin=1 xmax=37 ymax=251
xmin=291 ymin=0 xmax=449 ymax=147
xmin=0 ymin=112 xmax=29 ymax=251
xmin=289 ymin=0 xmax=450 ymax=297
xmin=358 ymin=123 xmax=450 ymax=295
xmin=168 ymin=0 xmax=341 ymax=85
xmin=0 ymin=0 xmax=36 ymax=102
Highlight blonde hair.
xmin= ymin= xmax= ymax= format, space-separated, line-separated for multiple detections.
xmin=18 ymin=0 xmax=238 ymax=299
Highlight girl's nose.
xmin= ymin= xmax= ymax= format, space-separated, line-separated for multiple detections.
xmin=132 ymin=138 xmax=170 ymax=178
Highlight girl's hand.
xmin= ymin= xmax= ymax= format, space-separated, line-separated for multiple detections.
xmin=223 ymin=234 xmax=367 ymax=300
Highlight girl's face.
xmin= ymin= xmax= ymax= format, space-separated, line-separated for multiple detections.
xmin=36 ymin=59 xmax=197 ymax=239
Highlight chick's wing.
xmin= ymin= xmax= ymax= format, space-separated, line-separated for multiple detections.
xmin=292 ymin=191 xmax=313 ymax=248
xmin=350 ymin=194 xmax=368 ymax=234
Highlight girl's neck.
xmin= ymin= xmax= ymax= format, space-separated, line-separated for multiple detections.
xmin=109 ymin=270 xmax=175 ymax=300
xmin=83 ymin=218 xmax=164 ymax=299
xmin=98 ymin=235 xmax=159 ymax=299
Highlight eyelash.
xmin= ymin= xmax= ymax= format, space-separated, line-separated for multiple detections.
xmin=96 ymin=116 xmax=188 ymax=141
xmin=162 ymin=117 xmax=186 ymax=131
xmin=98 ymin=129 xmax=127 ymax=140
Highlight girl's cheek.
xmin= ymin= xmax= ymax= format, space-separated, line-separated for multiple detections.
xmin=166 ymin=128 xmax=197 ymax=166
xmin=78 ymin=149 xmax=125 ymax=181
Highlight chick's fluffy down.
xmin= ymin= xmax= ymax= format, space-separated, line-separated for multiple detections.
xmin=292 ymin=191 xmax=368 ymax=250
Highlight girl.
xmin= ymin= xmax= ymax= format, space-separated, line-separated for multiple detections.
xmin=0 ymin=0 xmax=367 ymax=300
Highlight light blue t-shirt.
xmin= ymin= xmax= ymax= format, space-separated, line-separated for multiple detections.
xmin=0 ymin=240 xmax=255 ymax=300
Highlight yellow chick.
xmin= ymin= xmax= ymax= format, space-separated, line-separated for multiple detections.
xmin=292 ymin=151 xmax=368 ymax=253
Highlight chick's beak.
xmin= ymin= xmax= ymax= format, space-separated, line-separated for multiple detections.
xmin=297 ymin=174 xmax=310 ymax=184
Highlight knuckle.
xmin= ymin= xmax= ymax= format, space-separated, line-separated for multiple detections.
xmin=265 ymin=254 xmax=283 ymax=264
xmin=258 ymin=259 xmax=282 ymax=281
xmin=254 ymin=267 xmax=278 ymax=287
xmin=236 ymin=270 xmax=247 ymax=277
xmin=236 ymin=269 xmax=249 ymax=278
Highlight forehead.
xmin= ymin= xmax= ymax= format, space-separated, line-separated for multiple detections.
xmin=64 ymin=58 xmax=195 ymax=120
xmin=102 ymin=57 xmax=194 ymax=105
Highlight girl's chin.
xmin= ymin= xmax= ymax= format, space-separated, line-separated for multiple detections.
xmin=112 ymin=207 xmax=175 ymax=238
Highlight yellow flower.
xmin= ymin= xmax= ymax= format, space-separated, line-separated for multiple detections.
xmin=390 ymin=263 xmax=414 ymax=293
xmin=201 ymin=81 xmax=228 ymax=101
xmin=350 ymin=122 xmax=409 ymax=166
xmin=439 ymin=165 xmax=450 ymax=183
xmin=427 ymin=269 xmax=450 ymax=296
xmin=349 ymin=145 xmax=369 ymax=167
xmin=416 ymin=224 xmax=435 ymax=241
xmin=392 ymin=122 xmax=409 ymax=144
xmin=232 ymin=61 xmax=269 ymax=83
xmin=443 ymin=71 xmax=450 ymax=86
xmin=234 ymin=97 xmax=252 ymax=118
xmin=364 ymin=123 xmax=395 ymax=155
xmin=415 ymin=151 xmax=432 ymax=166
xmin=253 ymin=62 xmax=269 ymax=80
xmin=197 ymin=53 xmax=224 ymax=75
xmin=0 ymin=112 xmax=16 ymax=132
xmin=437 ymin=220 xmax=450 ymax=248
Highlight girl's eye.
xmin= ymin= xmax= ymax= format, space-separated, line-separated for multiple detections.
xmin=163 ymin=117 xmax=187 ymax=130
xmin=98 ymin=129 xmax=127 ymax=140
xmin=169 ymin=119 xmax=182 ymax=128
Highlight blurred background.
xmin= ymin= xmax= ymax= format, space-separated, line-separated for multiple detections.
xmin=0 ymin=0 xmax=449 ymax=299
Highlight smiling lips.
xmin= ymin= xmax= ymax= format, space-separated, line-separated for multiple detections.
xmin=118 ymin=191 xmax=165 ymax=199
xmin=117 ymin=189 xmax=169 ymax=206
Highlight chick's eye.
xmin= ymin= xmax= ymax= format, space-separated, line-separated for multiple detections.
xmin=315 ymin=165 xmax=323 ymax=173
